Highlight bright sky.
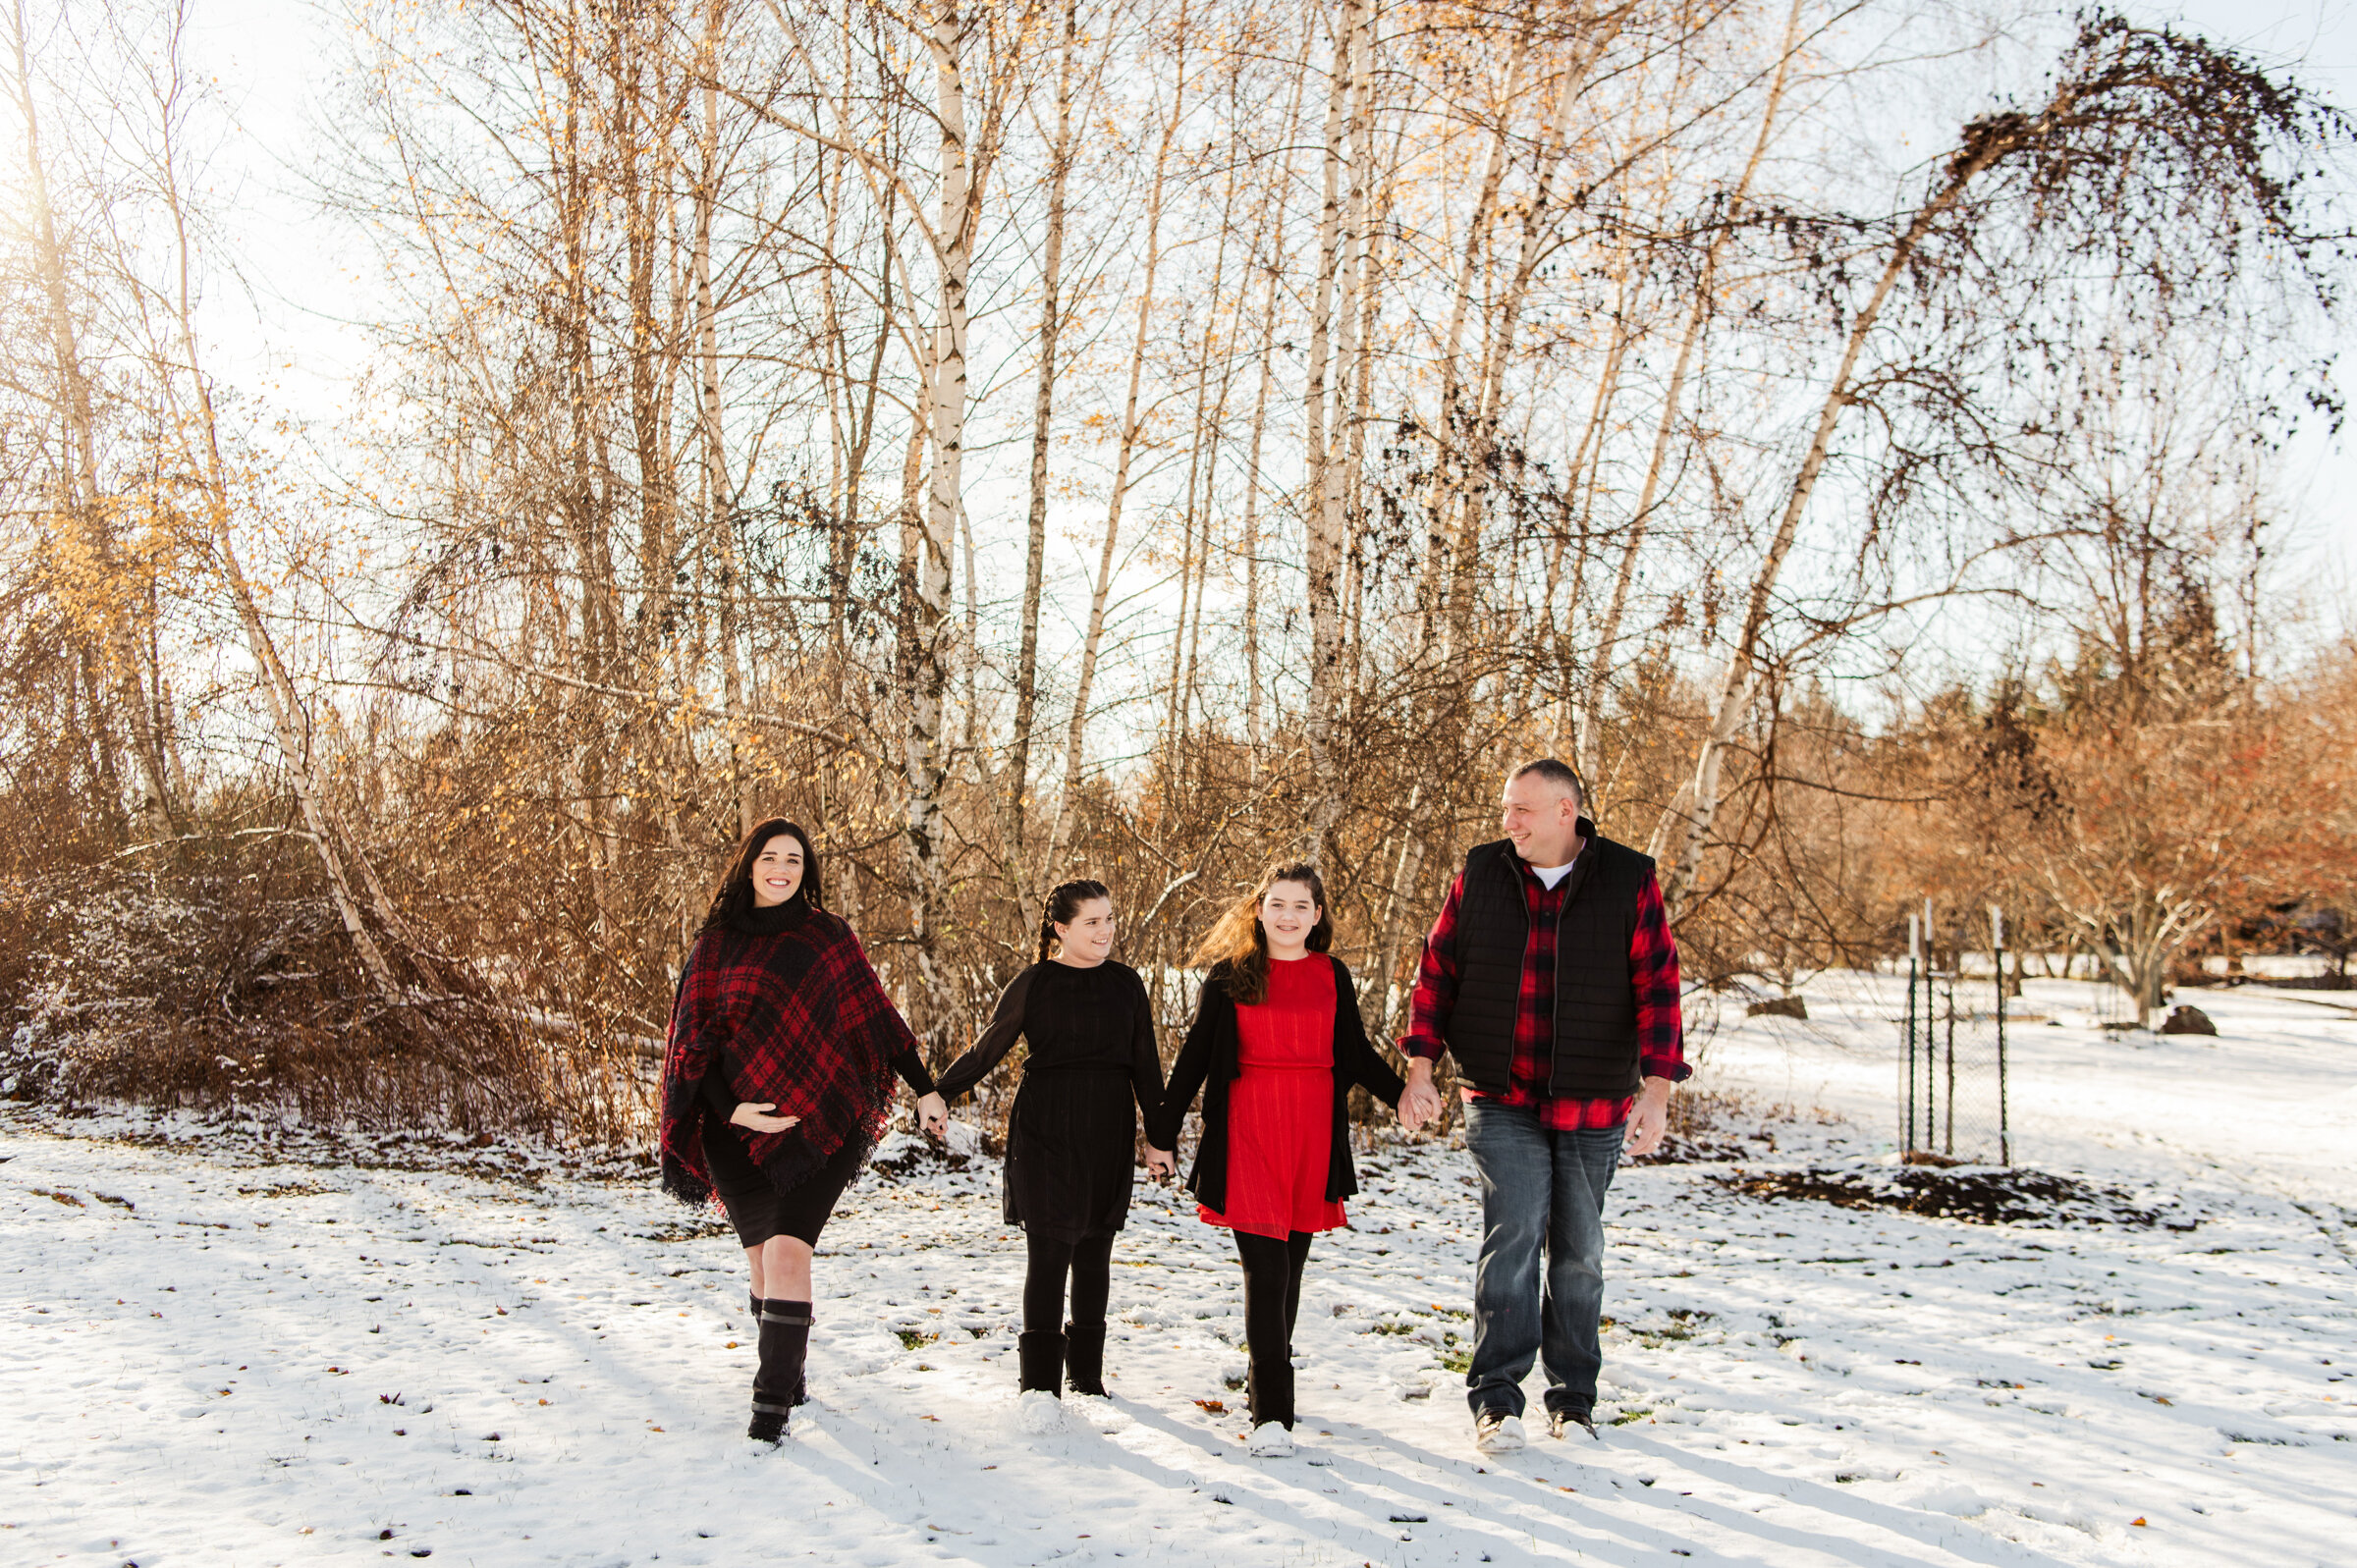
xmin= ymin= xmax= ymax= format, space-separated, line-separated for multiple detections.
xmin=2133 ymin=2 xmax=2357 ymax=631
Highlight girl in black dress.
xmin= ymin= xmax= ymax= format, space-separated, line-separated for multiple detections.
xmin=935 ymin=880 xmax=1176 ymax=1432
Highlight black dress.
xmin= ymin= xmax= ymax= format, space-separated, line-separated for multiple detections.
xmin=935 ymin=960 xmax=1166 ymax=1244
xmin=695 ymin=1046 xmax=935 ymax=1249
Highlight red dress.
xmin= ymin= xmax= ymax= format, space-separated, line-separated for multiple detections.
xmin=1198 ymin=953 xmax=1346 ymax=1239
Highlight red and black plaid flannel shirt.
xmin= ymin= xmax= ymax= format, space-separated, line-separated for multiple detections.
xmin=1399 ymin=838 xmax=1688 ymax=1130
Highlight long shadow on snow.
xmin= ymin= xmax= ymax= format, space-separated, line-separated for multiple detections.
xmin=1302 ymin=1411 xmax=2031 ymax=1568
xmin=749 ymin=1382 xmax=1645 ymax=1568
xmin=756 ymin=1399 xmax=1245 ymax=1566
xmin=1607 ymin=1430 xmax=2083 ymax=1568
xmin=1109 ymin=1399 xmax=1727 ymax=1566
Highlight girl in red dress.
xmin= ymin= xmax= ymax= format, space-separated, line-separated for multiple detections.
xmin=1152 ymin=862 xmax=1432 ymax=1455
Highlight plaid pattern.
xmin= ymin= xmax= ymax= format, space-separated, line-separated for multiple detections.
xmin=658 ymin=909 xmax=916 ymax=1207
xmin=1400 ymin=841 xmax=1688 ymax=1130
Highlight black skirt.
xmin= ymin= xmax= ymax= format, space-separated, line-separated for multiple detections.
xmin=702 ymin=1123 xmax=865 ymax=1249
xmin=1006 ymin=1065 xmax=1142 ymax=1243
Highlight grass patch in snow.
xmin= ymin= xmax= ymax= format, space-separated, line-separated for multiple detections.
xmin=1632 ymin=1308 xmax=1716 ymax=1348
xmin=1719 ymin=1160 xmax=2187 ymax=1228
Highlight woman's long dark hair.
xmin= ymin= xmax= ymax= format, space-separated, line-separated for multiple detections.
xmin=1037 ymin=879 xmax=1112 ymax=963
xmin=700 ymin=818 xmax=825 ymax=934
xmin=1187 ymin=860 xmax=1332 ymax=1005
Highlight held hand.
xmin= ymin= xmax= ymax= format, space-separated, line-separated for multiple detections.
xmin=1396 ymin=1085 xmax=1442 ymax=1132
xmin=1398 ymin=1058 xmax=1445 ymax=1131
xmin=1623 ymin=1078 xmax=1673 ymax=1160
xmin=730 ymin=1102 xmax=801 ymax=1135
xmin=916 ymin=1092 xmax=950 ymax=1141
xmin=1143 ymin=1145 xmax=1178 ymax=1180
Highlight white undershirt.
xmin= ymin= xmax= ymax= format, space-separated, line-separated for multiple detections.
xmin=1530 ymin=860 xmax=1577 ymax=890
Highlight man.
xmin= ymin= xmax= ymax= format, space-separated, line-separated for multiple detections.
xmin=1396 ymin=759 xmax=1687 ymax=1452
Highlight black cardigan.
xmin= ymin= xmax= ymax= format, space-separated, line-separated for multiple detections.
xmin=1148 ymin=954 xmax=1408 ymax=1217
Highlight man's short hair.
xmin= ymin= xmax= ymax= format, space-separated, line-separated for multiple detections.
xmin=1509 ymin=757 xmax=1584 ymax=804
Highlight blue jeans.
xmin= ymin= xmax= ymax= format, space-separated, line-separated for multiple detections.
xmin=1462 ymin=1099 xmax=1623 ymax=1419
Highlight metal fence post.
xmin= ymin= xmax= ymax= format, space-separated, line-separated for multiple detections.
xmin=1992 ymin=904 xmax=2009 ymax=1166
xmin=1904 ymin=912 xmax=1921 ymax=1154
xmin=1942 ymin=971 xmax=1957 ymax=1159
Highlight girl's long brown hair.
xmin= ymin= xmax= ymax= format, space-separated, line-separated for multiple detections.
xmin=1187 ymin=860 xmax=1332 ymax=1005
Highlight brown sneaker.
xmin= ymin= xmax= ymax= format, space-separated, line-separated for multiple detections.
xmin=1474 ymin=1409 xmax=1526 ymax=1453
xmin=1548 ymin=1406 xmax=1597 ymax=1440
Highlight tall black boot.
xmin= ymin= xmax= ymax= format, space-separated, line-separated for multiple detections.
xmin=746 ymin=1288 xmax=796 ymax=1400
xmin=750 ymin=1298 xmax=811 ymax=1443
xmin=1245 ymin=1342 xmax=1295 ymax=1431
xmin=1064 ymin=1321 xmax=1108 ymax=1397
xmin=1016 ymin=1328 xmax=1067 ymax=1394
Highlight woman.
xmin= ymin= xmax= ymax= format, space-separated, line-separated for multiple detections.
xmin=935 ymin=880 xmax=1177 ymax=1433
xmin=1150 ymin=862 xmax=1428 ymax=1457
xmin=659 ymin=818 xmax=949 ymax=1444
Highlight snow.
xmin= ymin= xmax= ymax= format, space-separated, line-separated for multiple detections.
xmin=3 ymin=977 xmax=2352 ymax=1566
xmin=1715 ymin=972 xmax=2357 ymax=1211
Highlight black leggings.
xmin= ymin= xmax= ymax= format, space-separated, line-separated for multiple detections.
xmin=1024 ymin=1231 xmax=1116 ymax=1332
xmin=1234 ymin=1229 xmax=1313 ymax=1427
xmin=1234 ymin=1229 xmax=1313 ymax=1361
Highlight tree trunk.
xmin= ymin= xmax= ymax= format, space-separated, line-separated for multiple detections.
xmin=1045 ymin=12 xmax=1189 ymax=876
xmin=1440 ymin=25 xmax=1615 ymax=679
xmin=1235 ymin=7 xmax=1315 ymax=773
xmin=9 ymin=0 xmax=180 ymax=844
xmin=1005 ymin=0 xmax=1080 ymax=884
xmin=1580 ymin=0 xmax=1803 ymax=786
xmin=1164 ymin=139 xmax=1243 ymax=755
xmin=1419 ymin=11 xmax=1531 ymax=652
xmin=1301 ymin=0 xmax=1364 ymax=862
xmin=1648 ymin=111 xmax=2029 ymax=909
xmin=691 ymin=1 xmax=750 ymax=837
xmin=1237 ymin=261 xmax=1279 ymax=769
xmin=898 ymin=0 xmax=974 ymax=1056
xmin=146 ymin=15 xmax=401 ymax=1000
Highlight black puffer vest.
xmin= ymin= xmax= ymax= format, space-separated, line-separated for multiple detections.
xmin=1442 ymin=827 xmax=1653 ymax=1100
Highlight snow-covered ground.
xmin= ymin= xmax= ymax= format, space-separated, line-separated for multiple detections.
xmin=3 ymin=977 xmax=2351 ymax=1566
xmin=1713 ymin=972 xmax=2357 ymax=1211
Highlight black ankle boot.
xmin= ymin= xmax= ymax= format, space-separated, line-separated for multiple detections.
xmin=1016 ymin=1329 xmax=1067 ymax=1395
xmin=1064 ymin=1321 xmax=1108 ymax=1397
xmin=753 ymin=1298 xmax=812 ymax=1433
xmin=1246 ymin=1346 xmax=1295 ymax=1431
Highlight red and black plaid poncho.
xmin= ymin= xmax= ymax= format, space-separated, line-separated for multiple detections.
xmin=658 ymin=905 xmax=917 ymax=1207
